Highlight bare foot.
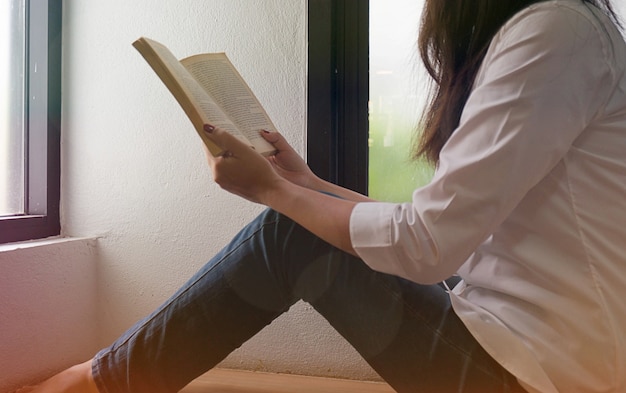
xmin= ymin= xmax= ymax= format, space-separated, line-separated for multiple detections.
xmin=14 ymin=360 xmax=99 ymax=393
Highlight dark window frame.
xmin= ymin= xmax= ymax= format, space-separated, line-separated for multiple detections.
xmin=307 ymin=0 xmax=369 ymax=195
xmin=0 ymin=0 xmax=62 ymax=244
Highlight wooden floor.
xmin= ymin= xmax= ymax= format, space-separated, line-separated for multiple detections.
xmin=179 ymin=368 xmax=395 ymax=393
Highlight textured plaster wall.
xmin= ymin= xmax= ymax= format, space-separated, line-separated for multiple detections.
xmin=59 ymin=0 xmax=377 ymax=384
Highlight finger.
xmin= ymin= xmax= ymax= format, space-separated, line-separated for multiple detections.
xmin=260 ymin=130 xmax=295 ymax=153
xmin=260 ymin=129 xmax=280 ymax=144
xmin=203 ymin=124 xmax=250 ymax=155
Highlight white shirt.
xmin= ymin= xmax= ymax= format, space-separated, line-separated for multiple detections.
xmin=349 ymin=1 xmax=626 ymax=392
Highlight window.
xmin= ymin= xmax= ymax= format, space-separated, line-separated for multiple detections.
xmin=368 ymin=0 xmax=432 ymax=202
xmin=308 ymin=0 xmax=432 ymax=200
xmin=308 ymin=0 xmax=369 ymax=194
xmin=0 ymin=0 xmax=61 ymax=244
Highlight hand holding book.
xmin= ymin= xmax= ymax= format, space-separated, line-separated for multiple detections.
xmin=133 ymin=37 xmax=361 ymax=259
xmin=201 ymin=124 xmax=286 ymax=204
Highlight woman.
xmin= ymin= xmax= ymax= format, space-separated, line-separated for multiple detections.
xmin=18 ymin=0 xmax=626 ymax=392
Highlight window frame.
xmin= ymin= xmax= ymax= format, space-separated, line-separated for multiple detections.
xmin=307 ymin=0 xmax=369 ymax=195
xmin=0 ymin=0 xmax=62 ymax=244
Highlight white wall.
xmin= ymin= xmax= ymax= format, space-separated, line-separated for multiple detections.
xmin=0 ymin=1 xmax=379 ymax=391
xmin=0 ymin=238 xmax=100 ymax=392
xmin=618 ymin=2 xmax=626 ymax=34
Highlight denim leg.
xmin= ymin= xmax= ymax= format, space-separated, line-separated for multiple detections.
xmin=308 ymin=272 xmax=526 ymax=393
xmin=93 ymin=209 xmax=298 ymax=393
xmin=92 ymin=209 xmax=525 ymax=393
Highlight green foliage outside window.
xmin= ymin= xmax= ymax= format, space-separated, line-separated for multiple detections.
xmin=368 ymin=115 xmax=433 ymax=203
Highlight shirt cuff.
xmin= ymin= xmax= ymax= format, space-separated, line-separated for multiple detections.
xmin=349 ymin=202 xmax=408 ymax=278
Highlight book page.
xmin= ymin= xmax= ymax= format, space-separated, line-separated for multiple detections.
xmin=181 ymin=53 xmax=276 ymax=155
xmin=133 ymin=38 xmax=248 ymax=156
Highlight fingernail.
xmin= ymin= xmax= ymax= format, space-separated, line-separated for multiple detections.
xmin=204 ymin=124 xmax=215 ymax=133
xmin=262 ymin=129 xmax=271 ymax=134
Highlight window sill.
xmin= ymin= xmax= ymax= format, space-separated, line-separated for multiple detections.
xmin=0 ymin=235 xmax=97 ymax=253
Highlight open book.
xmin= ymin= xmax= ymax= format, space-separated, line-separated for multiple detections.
xmin=132 ymin=36 xmax=277 ymax=156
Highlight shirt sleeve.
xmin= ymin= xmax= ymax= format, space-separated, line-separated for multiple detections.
xmin=350 ymin=3 xmax=614 ymax=284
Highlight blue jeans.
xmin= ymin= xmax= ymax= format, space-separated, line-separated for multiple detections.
xmin=92 ymin=208 xmax=525 ymax=393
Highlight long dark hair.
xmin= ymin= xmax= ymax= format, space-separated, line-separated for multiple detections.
xmin=414 ymin=0 xmax=622 ymax=165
